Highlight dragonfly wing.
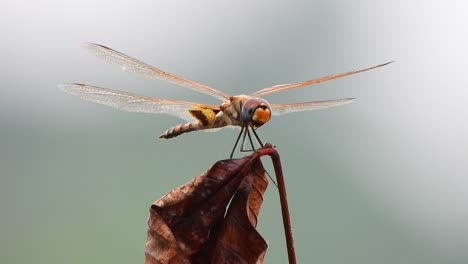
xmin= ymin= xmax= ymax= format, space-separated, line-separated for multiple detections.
xmin=250 ymin=62 xmax=393 ymax=97
xmin=58 ymin=83 xmax=219 ymax=122
xmin=84 ymin=43 xmax=231 ymax=100
xmin=270 ymin=98 xmax=355 ymax=116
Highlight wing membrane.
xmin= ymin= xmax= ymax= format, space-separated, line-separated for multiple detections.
xmin=58 ymin=83 xmax=219 ymax=122
xmin=250 ymin=62 xmax=393 ymax=97
xmin=270 ymin=98 xmax=355 ymax=116
xmin=84 ymin=43 xmax=230 ymax=100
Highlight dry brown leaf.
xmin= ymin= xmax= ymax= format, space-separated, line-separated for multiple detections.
xmin=145 ymin=153 xmax=268 ymax=264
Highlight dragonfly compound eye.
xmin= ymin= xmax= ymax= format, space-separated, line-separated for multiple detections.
xmin=241 ymin=98 xmax=271 ymax=127
xmin=251 ymin=104 xmax=271 ymax=127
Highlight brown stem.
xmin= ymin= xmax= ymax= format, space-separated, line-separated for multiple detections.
xmin=256 ymin=143 xmax=296 ymax=264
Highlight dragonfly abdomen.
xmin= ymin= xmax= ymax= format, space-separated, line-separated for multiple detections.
xmin=159 ymin=122 xmax=201 ymax=139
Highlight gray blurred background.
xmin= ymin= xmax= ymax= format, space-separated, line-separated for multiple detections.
xmin=2 ymin=0 xmax=467 ymax=263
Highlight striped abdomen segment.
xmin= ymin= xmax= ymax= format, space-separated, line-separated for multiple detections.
xmin=159 ymin=122 xmax=201 ymax=139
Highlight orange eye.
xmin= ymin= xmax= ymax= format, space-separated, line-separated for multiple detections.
xmin=252 ymin=107 xmax=271 ymax=126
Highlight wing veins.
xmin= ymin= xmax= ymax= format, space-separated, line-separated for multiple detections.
xmin=270 ymin=98 xmax=355 ymax=116
xmin=250 ymin=61 xmax=393 ymax=97
xmin=84 ymin=43 xmax=231 ymax=100
xmin=58 ymin=83 xmax=219 ymax=122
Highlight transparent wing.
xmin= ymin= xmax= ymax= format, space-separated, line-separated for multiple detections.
xmin=270 ymin=98 xmax=355 ymax=116
xmin=58 ymin=83 xmax=220 ymax=122
xmin=250 ymin=62 xmax=393 ymax=97
xmin=84 ymin=43 xmax=231 ymax=100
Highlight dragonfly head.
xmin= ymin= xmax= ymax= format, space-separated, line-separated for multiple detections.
xmin=241 ymin=98 xmax=271 ymax=127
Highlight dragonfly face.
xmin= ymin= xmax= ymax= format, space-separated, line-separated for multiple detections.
xmin=59 ymin=43 xmax=392 ymax=157
xmin=241 ymin=98 xmax=271 ymax=128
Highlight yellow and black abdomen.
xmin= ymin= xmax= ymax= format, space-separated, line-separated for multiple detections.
xmin=159 ymin=122 xmax=201 ymax=139
xmin=159 ymin=107 xmax=222 ymax=139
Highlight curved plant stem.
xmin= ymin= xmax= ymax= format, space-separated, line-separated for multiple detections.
xmin=256 ymin=143 xmax=296 ymax=264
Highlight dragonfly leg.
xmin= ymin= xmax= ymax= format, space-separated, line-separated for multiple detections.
xmin=251 ymin=127 xmax=264 ymax=147
xmin=240 ymin=126 xmax=250 ymax=152
xmin=240 ymin=126 xmax=260 ymax=152
xmin=246 ymin=127 xmax=256 ymax=151
xmin=230 ymin=126 xmax=245 ymax=159
xmin=231 ymin=125 xmax=266 ymax=158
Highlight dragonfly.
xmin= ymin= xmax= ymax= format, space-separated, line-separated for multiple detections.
xmin=59 ymin=43 xmax=392 ymax=158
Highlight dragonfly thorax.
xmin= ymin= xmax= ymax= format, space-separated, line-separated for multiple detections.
xmin=241 ymin=98 xmax=271 ymax=127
